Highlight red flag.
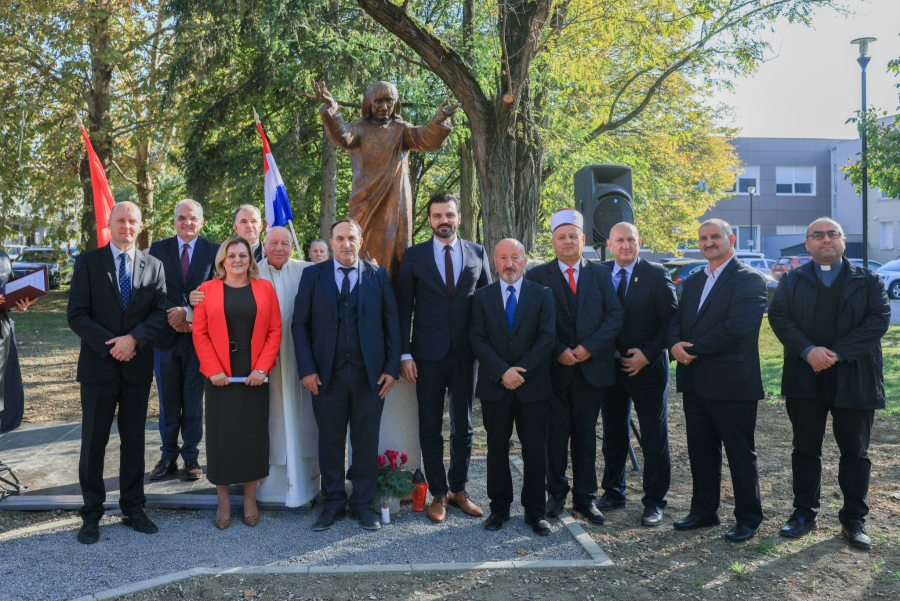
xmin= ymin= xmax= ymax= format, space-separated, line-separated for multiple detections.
xmin=78 ymin=123 xmax=115 ymax=247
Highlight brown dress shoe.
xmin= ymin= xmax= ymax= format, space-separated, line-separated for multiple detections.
xmin=447 ymin=490 xmax=484 ymax=517
xmin=183 ymin=458 xmax=203 ymax=481
xmin=427 ymin=495 xmax=447 ymax=523
xmin=149 ymin=458 xmax=177 ymax=481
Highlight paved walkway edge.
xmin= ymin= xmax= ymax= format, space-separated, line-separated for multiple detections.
xmin=509 ymin=456 xmax=613 ymax=565
xmin=70 ymin=559 xmax=612 ymax=601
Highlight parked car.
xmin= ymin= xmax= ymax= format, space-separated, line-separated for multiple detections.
xmin=847 ymin=258 xmax=883 ymax=271
xmin=663 ymin=259 xmax=709 ymax=300
xmin=4 ymin=244 xmax=26 ymax=261
xmin=771 ymin=255 xmax=812 ymax=279
xmin=877 ymin=259 xmax=900 ymax=299
xmin=11 ymin=248 xmax=74 ymax=289
xmin=741 ymin=257 xmax=777 ymax=275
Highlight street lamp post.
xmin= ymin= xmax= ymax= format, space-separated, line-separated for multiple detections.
xmin=852 ymin=37 xmax=876 ymax=269
xmin=747 ymin=186 xmax=756 ymax=250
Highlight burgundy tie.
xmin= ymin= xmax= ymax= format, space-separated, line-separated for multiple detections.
xmin=180 ymin=243 xmax=190 ymax=283
xmin=444 ymin=245 xmax=455 ymax=295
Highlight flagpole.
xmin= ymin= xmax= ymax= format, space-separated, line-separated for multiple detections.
xmin=253 ymin=107 xmax=305 ymax=260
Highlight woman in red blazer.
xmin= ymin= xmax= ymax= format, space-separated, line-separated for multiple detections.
xmin=193 ymin=236 xmax=281 ymax=529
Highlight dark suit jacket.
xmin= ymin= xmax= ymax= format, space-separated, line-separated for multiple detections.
xmin=396 ymin=237 xmax=491 ymax=363
xmin=253 ymin=242 xmax=265 ymax=265
xmin=292 ymin=259 xmax=401 ymax=392
xmin=768 ymin=258 xmax=890 ymax=409
xmin=667 ymin=257 xmax=766 ymax=401
xmin=470 ymin=279 xmax=556 ymax=402
xmin=602 ymin=258 xmax=678 ymax=390
xmin=67 ymin=245 xmax=167 ymax=385
xmin=148 ymin=236 xmax=218 ymax=349
xmin=525 ymin=258 xmax=623 ymax=389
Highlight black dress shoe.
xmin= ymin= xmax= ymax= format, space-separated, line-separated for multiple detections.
xmin=841 ymin=521 xmax=872 ymax=550
xmin=312 ymin=509 xmax=345 ymax=532
xmin=484 ymin=511 xmax=510 ymax=531
xmin=546 ymin=496 xmax=566 ymax=518
xmin=524 ymin=514 xmax=552 ymax=536
xmin=122 ymin=512 xmax=159 ymax=534
xmin=183 ymin=458 xmax=203 ymax=481
xmin=596 ymin=494 xmax=626 ymax=511
xmin=725 ymin=523 xmax=758 ymax=542
xmin=149 ymin=458 xmax=177 ymax=481
xmin=571 ymin=501 xmax=605 ymax=525
xmin=352 ymin=509 xmax=382 ymax=531
xmin=641 ymin=506 xmax=664 ymax=527
xmin=673 ymin=513 xmax=720 ymax=531
xmin=779 ymin=514 xmax=818 ymax=538
xmin=77 ymin=520 xmax=100 ymax=545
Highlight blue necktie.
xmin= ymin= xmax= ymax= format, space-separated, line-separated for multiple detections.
xmin=119 ymin=253 xmax=131 ymax=310
xmin=339 ymin=266 xmax=354 ymax=296
xmin=505 ymin=285 xmax=517 ymax=331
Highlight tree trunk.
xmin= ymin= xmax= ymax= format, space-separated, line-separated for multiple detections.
xmin=81 ymin=0 xmax=114 ymax=251
xmin=318 ymin=129 xmax=337 ymax=241
xmin=458 ymin=137 xmax=478 ymax=242
xmin=134 ymin=143 xmax=154 ymax=249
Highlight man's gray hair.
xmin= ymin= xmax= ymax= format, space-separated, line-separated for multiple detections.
xmin=699 ymin=218 xmax=733 ymax=238
xmin=807 ymin=217 xmax=844 ymax=236
xmin=174 ymin=198 xmax=203 ymax=219
xmin=233 ymin=204 xmax=261 ymax=222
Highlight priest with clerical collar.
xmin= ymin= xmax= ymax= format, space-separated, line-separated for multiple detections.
xmin=768 ymin=217 xmax=890 ymax=550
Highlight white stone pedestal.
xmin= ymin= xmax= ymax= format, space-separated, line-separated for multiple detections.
xmin=348 ymin=379 xmax=421 ymax=471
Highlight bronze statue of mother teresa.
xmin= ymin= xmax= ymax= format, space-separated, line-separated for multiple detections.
xmin=312 ymin=79 xmax=458 ymax=283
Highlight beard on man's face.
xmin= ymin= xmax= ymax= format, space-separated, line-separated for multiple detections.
xmin=432 ymin=222 xmax=458 ymax=239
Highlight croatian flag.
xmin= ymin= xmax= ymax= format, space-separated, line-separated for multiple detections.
xmin=254 ymin=108 xmax=293 ymax=230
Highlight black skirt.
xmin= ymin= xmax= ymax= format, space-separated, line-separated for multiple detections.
xmin=204 ymin=283 xmax=269 ymax=486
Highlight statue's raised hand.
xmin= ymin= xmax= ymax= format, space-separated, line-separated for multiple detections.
xmin=311 ymin=78 xmax=336 ymax=110
xmin=431 ymin=100 xmax=460 ymax=124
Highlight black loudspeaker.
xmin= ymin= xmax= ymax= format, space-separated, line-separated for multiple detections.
xmin=574 ymin=165 xmax=634 ymax=245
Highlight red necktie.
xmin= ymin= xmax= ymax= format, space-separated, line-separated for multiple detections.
xmin=566 ymin=267 xmax=576 ymax=294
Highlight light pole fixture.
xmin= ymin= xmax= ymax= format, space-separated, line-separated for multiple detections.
xmin=852 ymin=36 xmax=876 ymax=268
xmin=747 ymin=186 xmax=756 ymax=249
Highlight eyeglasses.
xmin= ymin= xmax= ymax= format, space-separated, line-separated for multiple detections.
xmin=806 ymin=230 xmax=843 ymax=241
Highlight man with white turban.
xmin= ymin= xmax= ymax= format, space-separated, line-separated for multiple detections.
xmin=524 ymin=208 xmax=623 ymax=524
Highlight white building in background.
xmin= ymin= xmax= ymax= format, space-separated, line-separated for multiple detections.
xmin=833 ymin=114 xmax=900 ymax=265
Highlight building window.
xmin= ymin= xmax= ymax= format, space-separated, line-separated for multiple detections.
xmin=880 ymin=222 xmax=894 ymax=250
xmin=734 ymin=226 xmax=759 ymax=250
xmin=878 ymin=188 xmax=893 ymax=200
xmin=776 ymin=166 xmax=816 ymax=195
xmin=732 ymin=166 xmax=759 ymax=195
xmin=775 ymin=225 xmax=808 ymax=236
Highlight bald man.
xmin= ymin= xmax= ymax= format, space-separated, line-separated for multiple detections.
xmin=67 ymin=202 xmax=167 ymax=544
xmin=601 ymin=222 xmax=677 ymax=527
xmin=470 ymin=239 xmax=556 ymax=535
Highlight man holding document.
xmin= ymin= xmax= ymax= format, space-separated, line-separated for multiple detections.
xmin=0 ymin=249 xmax=39 ymax=434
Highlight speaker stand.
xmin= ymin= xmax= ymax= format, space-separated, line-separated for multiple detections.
xmin=0 ymin=459 xmax=27 ymax=501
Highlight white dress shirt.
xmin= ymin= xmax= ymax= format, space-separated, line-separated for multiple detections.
xmin=176 ymin=235 xmax=197 ymax=263
xmin=502 ymin=276 xmax=524 ymax=306
xmin=109 ymin=242 xmax=136 ymax=288
xmin=557 ymin=259 xmax=580 ymax=287
xmin=333 ymin=258 xmax=360 ymax=292
xmin=698 ymin=255 xmax=734 ymax=312
xmin=433 ymin=236 xmax=462 ymax=286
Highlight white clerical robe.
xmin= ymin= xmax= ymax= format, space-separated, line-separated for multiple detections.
xmin=256 ymin=258 xmax=320 ymax=507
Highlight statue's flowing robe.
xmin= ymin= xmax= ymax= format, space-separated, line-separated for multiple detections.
xmin=256 ymin=258 xmax=320 ymax=507
xmin=320 ymin=109 xmax=452 ymax=284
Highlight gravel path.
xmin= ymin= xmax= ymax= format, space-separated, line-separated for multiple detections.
xmin=0 ymin=460 xmax=589 ymax=601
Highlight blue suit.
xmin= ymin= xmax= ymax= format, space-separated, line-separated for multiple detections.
xmin=148 ymin=236 xmax=218 ymax=461
xmin=292 ymin=259 xmax=400 ymax=512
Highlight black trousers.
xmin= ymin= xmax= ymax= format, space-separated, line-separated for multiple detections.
xmin=786 ymin=396 xmax=874 ymax=524
xmin=154 ymin=336 xmax=205 ymax=461
xmin=600 ymin=368 xmax=671 ymax=508
xmin=482 ymin=391 xmax=548 ymax=519
xmin=546 ymin=366 xmax=603 ymax=504
xmin=79 ymin=378 xmax=151 ymax=520
xmin=312 ymin=364 xmax=384 ymax=513
xmin=682 ymin=394 xmax=763 ymax=528
xmin=415 ymin=349 xmax=476 ymax=496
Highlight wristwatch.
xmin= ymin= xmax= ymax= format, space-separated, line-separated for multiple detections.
xmin=256 ymin=370 xmax=266 ymax=376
